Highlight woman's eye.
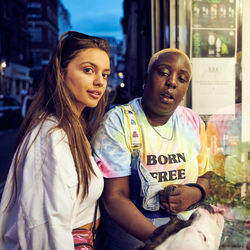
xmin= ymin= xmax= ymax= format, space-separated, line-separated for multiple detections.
xmin=84 ymin=67 xmax=93 ymax=74
xmin=179 ymin=75 xmax=188 ymax=83
xmin=158 ymin=70 xmax=169 ymax=76
xmin=102 ymin=73 xmax=110 ymax=79
xmin=179 ymin=77 xmax=186 ymax=83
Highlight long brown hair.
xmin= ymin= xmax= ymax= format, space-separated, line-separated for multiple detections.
xmin=13 ymin=31 xmax=110 ymax=201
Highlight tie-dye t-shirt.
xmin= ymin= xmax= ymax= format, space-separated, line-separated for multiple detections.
xmin=91 ymin=98 xmax=210 ymax=188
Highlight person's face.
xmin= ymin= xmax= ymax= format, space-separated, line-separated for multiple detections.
xmin=144 ymin=52 xmax=191 ymax=118
xmin=64 ymin=48 xmax=110 ymax=114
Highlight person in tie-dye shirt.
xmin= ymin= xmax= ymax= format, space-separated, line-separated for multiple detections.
xmin=91 ymin=48 xmax=211 ymax=250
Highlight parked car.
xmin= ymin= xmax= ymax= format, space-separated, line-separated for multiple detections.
xmin=0 ymin=96 xmax=22 ymax=129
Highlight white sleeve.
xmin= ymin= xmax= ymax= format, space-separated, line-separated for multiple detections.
xmin=18 ymin=128 xmax=78 ymax=250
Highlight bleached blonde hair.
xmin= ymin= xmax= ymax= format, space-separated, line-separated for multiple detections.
xmin=147 ymin=48 xmax=192 ymax=74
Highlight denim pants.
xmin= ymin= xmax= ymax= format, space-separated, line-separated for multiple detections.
xmin=135 ymin=150 xmax=163 ymax=211
xmin=101 ymin=150 xmax=170 ymax=250
xmin=101 ymin=209 xmax=170 ymax=250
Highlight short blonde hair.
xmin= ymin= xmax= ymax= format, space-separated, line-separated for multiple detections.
xmin=147 ymin=48 xmax=192 ymax=74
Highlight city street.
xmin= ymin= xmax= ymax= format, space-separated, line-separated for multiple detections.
xmin=0 ymin=128 xmax=18 ymax=196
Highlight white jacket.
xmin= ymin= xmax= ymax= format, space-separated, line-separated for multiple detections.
xmin=0 ymin=117 xmax=103 ymax=250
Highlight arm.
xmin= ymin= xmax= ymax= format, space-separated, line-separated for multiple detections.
xmin=20 ymin=127 xmax=77 ymax=249
xmin=102 ymin=176 xmax=156 ymax=241
xmin=197 ymin=171 xmax=211 ymax=198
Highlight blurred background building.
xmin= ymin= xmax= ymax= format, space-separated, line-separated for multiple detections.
xmin=0 ymin=0 xmax=32 ymax=102
xmin=27 ymin=0 xmax=59 ymax=89
xmin=0 ymin=0 xmax=59 ymax=102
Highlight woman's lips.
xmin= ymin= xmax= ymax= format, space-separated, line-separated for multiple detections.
xmin=160 ymin=92 xmax=174 ymax=103
xmin=87 ymin=90 xmax=102 ymax=99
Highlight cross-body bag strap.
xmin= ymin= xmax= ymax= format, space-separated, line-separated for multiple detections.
xmin=121 ymin=104 xmax=142 ymax=153
xmin=92 ymin=199 xmax=99 ymax=240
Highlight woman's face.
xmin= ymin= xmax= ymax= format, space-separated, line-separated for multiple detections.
xmin=144 ymin=52 xmax=191 ymax=119
xmin=64 ymin=48 xmax=110 ymax=114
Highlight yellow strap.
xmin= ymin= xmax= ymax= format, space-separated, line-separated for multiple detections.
xmin=121 ymin=104 xmax=142 ymax=153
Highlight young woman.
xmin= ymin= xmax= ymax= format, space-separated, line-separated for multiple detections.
xmin=91 ymin=49 xmax=211 ymax=249
xmin=0 ymin=31 xmax=110 ymax=250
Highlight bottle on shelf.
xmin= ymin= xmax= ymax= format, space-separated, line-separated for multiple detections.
xmin=208 ymin=32 xmax=216 ymax=57
xmin=216 ymin=37 xmax=222 ymax=57
xmin=228 ymin=0 xmax=235 ymax=28
xmin=192 ymin=1 xmax=201 ymax=27
xmin=210 ymin=3 xmax=218 ymax=27
xmin=201 ymin=2 xmax=209 ymax=27
xmin=218 ymin=3 xmax=227 ymax=26
xmin=193 ymin=32 xmax=202 ymax=57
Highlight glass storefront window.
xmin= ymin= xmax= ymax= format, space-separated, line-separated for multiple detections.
xmin=159 ymin=0 xmax=249 ymax=248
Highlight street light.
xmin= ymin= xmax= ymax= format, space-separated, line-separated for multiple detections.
xmin=117 ymin=72 xmax=124 ymax=79
xmin=0 ymin=61 xmax=6 ymax=71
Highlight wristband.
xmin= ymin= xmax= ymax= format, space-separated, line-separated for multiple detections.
xmin=184 ymin=183 xmax=207 ymax=211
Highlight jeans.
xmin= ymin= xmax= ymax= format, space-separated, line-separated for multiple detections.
xmin=101 ymin=209 xmax=170 ymax=250
xmin=101 ymin=150 xmax=170 ymax=250
xmin=135 ymin=150 xmax=163 ymax=211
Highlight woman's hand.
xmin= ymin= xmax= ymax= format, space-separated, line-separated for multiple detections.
xmin=159 ymin=184 xmax=202 ymax=214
